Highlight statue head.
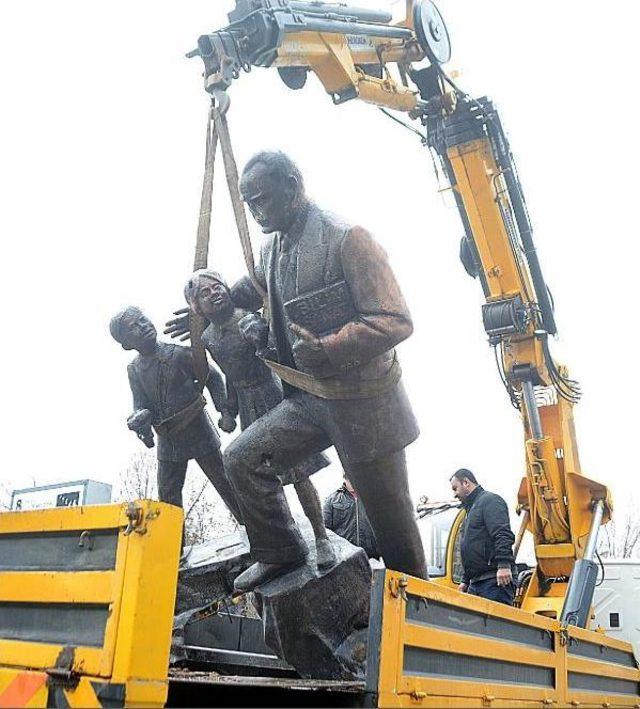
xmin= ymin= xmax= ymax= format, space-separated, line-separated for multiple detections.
xmin=239 ymin=150 xmax=306 ymax=234
xmin=110 ymin=306 xmax=157 ymax=354
xmin=184 ymin=269 xmax=232 ymax=321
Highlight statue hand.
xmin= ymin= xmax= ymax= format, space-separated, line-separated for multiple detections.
xmin=127 ymin=409 xmax=152 ymax=432
xmin=239 ymin=313 xmax=269 ymax=351
xmin=289 ymin=323 xmax=332 ymax=375
xmin=218 ymin=410 xmax=237 ymax=433
xmin=140 ymin=431 xmax=155 ymax=449
xmin=164 ymin=307 xmax=191 ymax=342
xmin=127 ymin=410 xmax=155 ymax=448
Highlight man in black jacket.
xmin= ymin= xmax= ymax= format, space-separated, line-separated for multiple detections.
xmin=450 ymin=469 xmax=516 ymax=605
xmin=323 ymin=478 xmax=380 ymax=560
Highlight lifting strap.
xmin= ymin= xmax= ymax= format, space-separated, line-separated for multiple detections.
xmin=264 ymin=356 xmax=403 ymax=400
xmin=191 ymin=106 xmax=218 ymax=390
xmin=191 ymin=99 xmax=267 ymax=390
xmin=213 ymin=106 xmax=267 ymax=301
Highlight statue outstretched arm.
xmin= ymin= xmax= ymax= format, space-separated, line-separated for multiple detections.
xmin=164 ymin=307 xmax=191 ymax=341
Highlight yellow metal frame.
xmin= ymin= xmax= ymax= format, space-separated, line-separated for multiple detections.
xmin=376 ymin=570 xmax=640 ymax=708
xmin=0 ymin=501 xmax=182 ymax=708
xmin=207 ymin=0 xmax=616 ymax=619
xmin=277 ymin=30 xmax=422 ymax=111
xmin=269 ymin=0 xmax=426 ymax=112
xmin=446 ymin=131 xmax=613 ymax=615
xmin=428 ymin=508 xmax=465 ymax=591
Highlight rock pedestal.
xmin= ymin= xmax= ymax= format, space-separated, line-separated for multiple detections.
xmin=173 ymin=519 xmax=373 ymax=680
xmin=254 ymin=523 xmax=372 ymax=680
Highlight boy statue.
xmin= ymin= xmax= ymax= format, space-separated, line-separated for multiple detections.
xmin=110 ymin=306 xmax=242 ymax=524
xmin=183 ymin=270 xmax=336 ymax=569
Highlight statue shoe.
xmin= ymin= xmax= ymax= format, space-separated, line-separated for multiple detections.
xmin=315 ymin=538 xmax=337 ymax=570
xmin=233 ymin=559 xmax=306 ymax=593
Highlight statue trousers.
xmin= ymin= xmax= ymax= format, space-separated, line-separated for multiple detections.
xmin=157 ymin=449 xmax=244 ymax=524
xmin=224 ymin=391 xmax=427 ymax=579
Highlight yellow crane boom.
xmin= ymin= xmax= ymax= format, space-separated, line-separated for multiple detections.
xmin=0 ymin=6 xmax=635 ymax=707
xmin=190 ymin=0 xmax=613 ymax=623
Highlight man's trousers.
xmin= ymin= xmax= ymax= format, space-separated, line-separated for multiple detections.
xmin=468 ymin=577 xmax=515 ymax=605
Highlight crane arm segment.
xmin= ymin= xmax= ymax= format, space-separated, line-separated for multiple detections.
xmin=193 ymin=0 xmax=612 ymax=624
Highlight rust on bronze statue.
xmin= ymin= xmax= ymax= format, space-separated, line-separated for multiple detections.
xmin=109 ymin=306 xmax=242 ymax=523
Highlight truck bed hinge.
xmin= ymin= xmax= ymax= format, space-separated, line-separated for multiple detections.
xmin=388 ymin=576 xmax=408 ymax=601
xmin=46 ymin=646 xmax=79 ymax=690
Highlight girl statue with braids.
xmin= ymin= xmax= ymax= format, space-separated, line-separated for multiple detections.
xmin=184 ymin=269 xmax=337 ymax=569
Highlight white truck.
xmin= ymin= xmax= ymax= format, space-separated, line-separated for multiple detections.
xmin=594 ymin=560 xmax=640 ymax=658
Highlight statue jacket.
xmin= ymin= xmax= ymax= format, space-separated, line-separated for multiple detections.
xmin=202 ymin=309 xmax=330 ymax=483
xmin=232 ymin=203 xmax=419 ymax=464
xmin=127 ymin=342 xmax=222 ymax=462
xmin=202 ymin=307 xmax=279 ymax=429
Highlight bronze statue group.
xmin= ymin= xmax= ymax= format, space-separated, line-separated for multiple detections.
xmin=110 ymin=150 xmax=427 ymax=593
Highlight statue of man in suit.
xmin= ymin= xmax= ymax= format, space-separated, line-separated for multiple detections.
xmin=169 ymin=151 xmax=427 ymax=590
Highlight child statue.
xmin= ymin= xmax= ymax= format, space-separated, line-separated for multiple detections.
xmin=110 ymin=306 xmax=242 ymax=524
xmin=183 ymin=270 xmax=336 ymax=569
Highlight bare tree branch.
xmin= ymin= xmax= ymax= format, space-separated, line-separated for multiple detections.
xmin=114 ymin=452 xmax=238 ymax=545
xmin=0 ymin=477 xmax=24 ymax=511
xmin=113 ymin=450 xmax=158 ymax=503
xmin=599 ymin=498 xmax=640 ymax=559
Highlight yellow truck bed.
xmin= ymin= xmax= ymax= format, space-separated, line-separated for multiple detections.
xmin=0 ymin=503 xmax=638 ymax=708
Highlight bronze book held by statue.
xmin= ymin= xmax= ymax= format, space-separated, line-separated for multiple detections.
xmin=284 ymin=280 xmax=356 ymax=337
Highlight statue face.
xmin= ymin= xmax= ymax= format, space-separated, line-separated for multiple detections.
xmin=240 ymin=163 xmax=298 ymax=234
xmin=196 ymin=280 xmax=232 ymax=319
xmin=120 ymin=311 xmax=157 ymax=352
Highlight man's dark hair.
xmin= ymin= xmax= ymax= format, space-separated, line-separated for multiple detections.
xmin=242 ymin=150 xmax=304 ymax=192
xmin=450 ymin=468 xmax=478 ymax=485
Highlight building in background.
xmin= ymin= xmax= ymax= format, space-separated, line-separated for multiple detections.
xmin=593 ymin=559 xmax=640 ymax=659
xmin=10 ymin=480 xmax=112 ymax=511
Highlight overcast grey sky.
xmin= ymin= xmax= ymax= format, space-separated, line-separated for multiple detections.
xmin=1 ymin=1 xmax=638 ymax=516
